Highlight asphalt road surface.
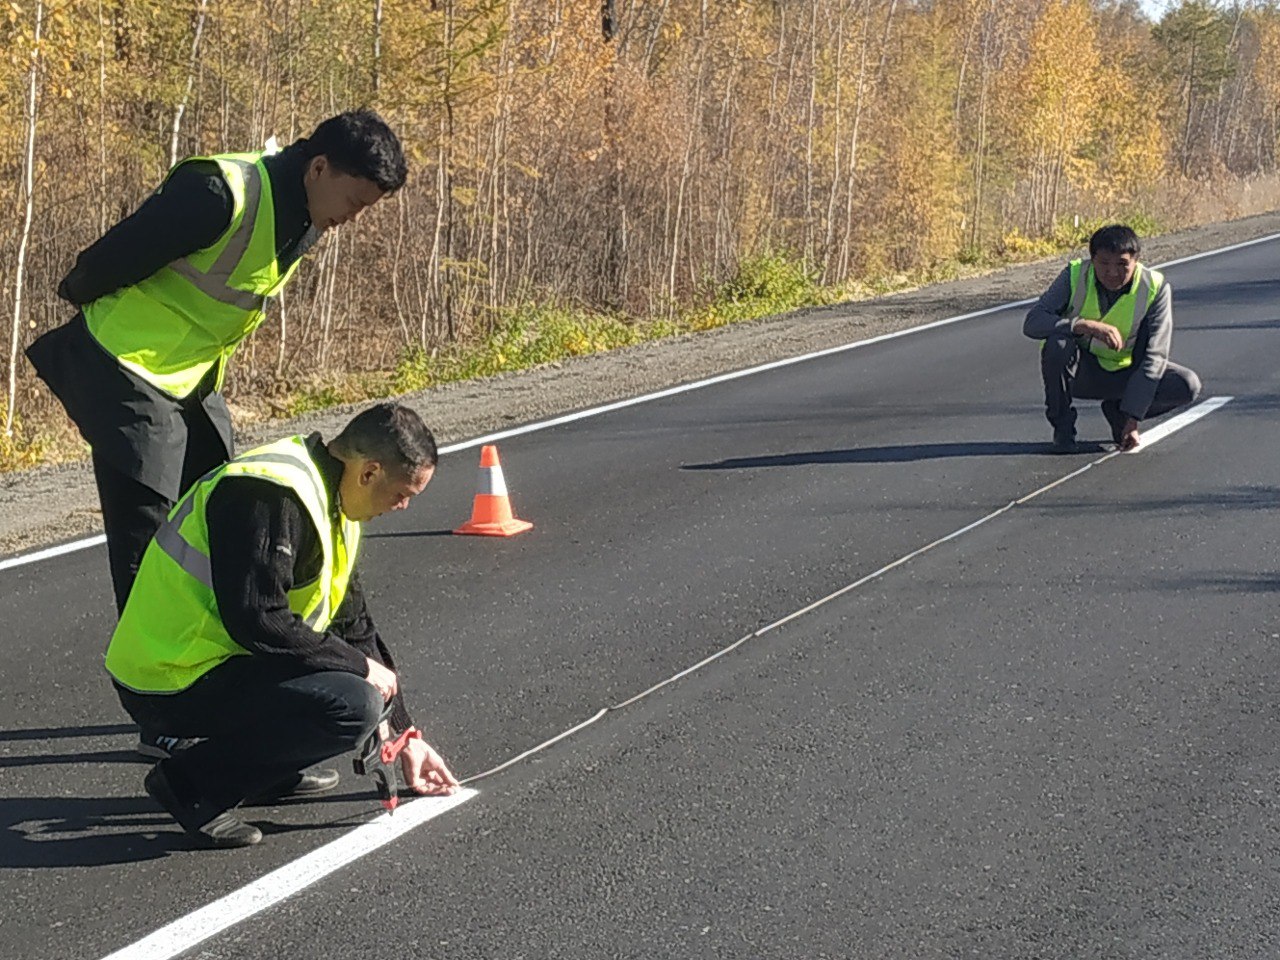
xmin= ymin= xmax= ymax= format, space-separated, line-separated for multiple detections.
xmin=2 ymin=236 xmax=1278 ymax=960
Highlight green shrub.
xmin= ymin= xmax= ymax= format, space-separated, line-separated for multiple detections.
xmin=0 ymin=406 xmax=53 ymax=472
xmin=715 ymin=253 xmax=821 ymax=315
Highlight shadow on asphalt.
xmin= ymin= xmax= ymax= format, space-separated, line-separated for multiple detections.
xmin=1041 ymin=486 xmax=1280 ymax=514
xmin=0 ymin=721 xmax=381 ymax=866
xmin=1175 ymin=281 xmax=1280 ymax=307
xmin=0 ymin=792 xmax=375 ymax=868
xmin=682 ymin=439 xmax=1108 ymax=469
xmin=1180 ymin=315 xmax=1280 ymax=331
xmin=1221 ymin=393 xmax=1280 ymax=415
xmin=0 ymin=748 xmax=142 ymax=769
xmin=1144 ymin=573 xmax=1280 ymax=594
xmin=0 ymin=723 xmax=135 ymax=743
xmin=365 ymin=529 xmax=455 ymax=539
xmin=0 ymin=795 xmax=188 ymax=867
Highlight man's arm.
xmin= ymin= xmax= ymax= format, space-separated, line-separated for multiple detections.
xmin=205 ymin=478 xmax=371 ymax=677
xmin=330 ymin=572 xmax=413 ymax=733
xmin=1022 ymin=266 xmax=1075 ymax=340
xmin=1120 ymin=281 xmax=1173 ymax=420
xmin=58 ymin=161 xmax=234 ymax=306
xmin=335 ymin=571 xmax=460 ymax=795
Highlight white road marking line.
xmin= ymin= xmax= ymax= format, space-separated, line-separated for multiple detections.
xmin=749 ymin=396 xmax=1234 ymax=638
xmin=6 ymin=234 xmax=1276 ymax=574
xmin=94 ymin=395 xmax=1230 ymax=959
xmin=1137 ymin=394 xmax=1232 ymax=447
xmin=0 ymin=533 xmax=106 ymax=572
xmin=1152 ymin=231 xmax=1280 ymax=269
xmin=97 ymin=789 xmax=477 ymax=960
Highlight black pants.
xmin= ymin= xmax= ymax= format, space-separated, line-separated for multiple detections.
xmin=93 ymin=408 xmax=229 ymax=616
xmin=116 ymin=658 xmax=383 ymax=813
xmin=1040 ymin=334 xmax=1202 ymax=431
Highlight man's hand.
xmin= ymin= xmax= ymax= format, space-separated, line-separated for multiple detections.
xmin=1073 ymin=319 xmax=1124 ymax=351
xmin=365 ymin=657 xmax=398 ymax=701
xmin=1119 ymin=417 xmax=1141 ymax=452
xmin=399 ymin=737 xmax=460 ymax=796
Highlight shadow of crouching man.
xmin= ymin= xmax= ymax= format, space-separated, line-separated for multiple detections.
xmin=0 ymin=793 xmax=191 ymax=869
xmin=0 ymin=778 xmax=393 ymax=868
xmin=0 ymin=723 xmax=194 ymax=867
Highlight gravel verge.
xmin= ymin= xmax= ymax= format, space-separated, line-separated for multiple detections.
xmin=2 ymin=211 xmax=1276 ymax=560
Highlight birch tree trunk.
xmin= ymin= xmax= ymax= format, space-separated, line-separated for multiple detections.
xmin=97 ymin=0 xmax=109 ymax=234
xmin=7 ymin=0 xmax=44 ymax=437
xmin=170 ymin=0 xmax=210 ymax=168
xmin=373 ymin=0 xmax=384 ymax=96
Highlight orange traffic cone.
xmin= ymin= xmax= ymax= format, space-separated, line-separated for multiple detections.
xmin=453 ymin=445 xmax=534 ymax=537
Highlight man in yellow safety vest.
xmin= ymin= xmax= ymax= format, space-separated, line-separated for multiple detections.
xmin=105 ymin=403 xmax=458 ymax=848
xmin=27 ymin=109 xmax=406 ymax=758
xmin=1023 ymin=223 xmax=1202 ymax=454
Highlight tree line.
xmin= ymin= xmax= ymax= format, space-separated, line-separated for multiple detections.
xmin=1 ymin=0 xmax=1278 ymax=459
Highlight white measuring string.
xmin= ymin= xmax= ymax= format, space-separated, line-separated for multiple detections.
xmin=461 ymin=395 xmax=1233 ymax=781
xmin=96 ymin=396 xmax=1230 ymax=959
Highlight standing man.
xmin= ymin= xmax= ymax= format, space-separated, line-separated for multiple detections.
xmin=105 ymin=403 xmax=459 ymax=848
xmin=27 ymin=109 xmax=406 ymax=756
xmin=1023 ymin=224 xmax=1202 ymax=454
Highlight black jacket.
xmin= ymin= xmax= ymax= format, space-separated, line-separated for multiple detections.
xmin=26 ymin=141 xmax=319 ymax=499
xmin=204 ymin=433 xmax=413 ymax=732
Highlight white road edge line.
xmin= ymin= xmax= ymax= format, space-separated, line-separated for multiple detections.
xmin=96 ymin=396 xmax=1229 ymax=960
xmin=0 ymin=533 xmax=106 ymax=572
xmin=98 ymin=788 xmax=477 ymax=960
xmin=6 ymin=233 xmax=1276 ymax=574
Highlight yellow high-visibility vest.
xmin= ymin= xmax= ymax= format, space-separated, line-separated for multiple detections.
xmin=85 ymin=151 xmax=310 ymax=398
xmin=1066 ymin=258 xmax=1164 ymax=371
xmin=106 ymin=436 xmax=360 ymax=693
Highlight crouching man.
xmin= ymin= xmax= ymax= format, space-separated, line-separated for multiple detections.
xmin=105 ymin=402 xmax=458 ymax=847
xmin=1023 ymin=223 xmax=1202 ymax=453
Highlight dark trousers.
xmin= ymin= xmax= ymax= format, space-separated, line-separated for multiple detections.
xmin=116 ymin=658 xmax=382 ymax=813
xmin=93 ymin=409 xmax=229 ymax=616
xmin=1040 ymin=334 xmax=1202 ymax=431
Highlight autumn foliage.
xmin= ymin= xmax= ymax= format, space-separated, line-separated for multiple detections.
xmin=0 ymin=0 xmax=1278 ymax=456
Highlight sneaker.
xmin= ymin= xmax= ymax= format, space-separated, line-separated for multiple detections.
xmin=196 ymin=811 xmax=264 ymax=848
xmin=245 ymin=768 xmax=341 ymax=805
xmin=144 ymin=763 xmax=262 ymax=848
xmin=136 ymin=731 xmax=199 ymax=761
xmin=1050 ymin=425 xmax=1078 ymax=454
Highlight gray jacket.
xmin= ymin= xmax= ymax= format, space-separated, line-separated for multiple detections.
xmin=1023 ymin=263 xmax=1174 ymax=419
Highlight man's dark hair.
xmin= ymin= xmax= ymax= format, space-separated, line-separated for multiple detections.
xmin=306 ymin=109 xmax=407 ymax=193
xmin=331 ymin=403 xmax=437 ymax=474
xmin=1089 ymin=224 xmax=1142 ymax=258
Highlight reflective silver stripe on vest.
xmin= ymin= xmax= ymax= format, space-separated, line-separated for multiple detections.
xmin=231 ymin=448 xmax=336 ymax=627
xmin=1126 ymin=268 xmax=1151 ymax=348
xmin=233 ymin=450 xmax=331 ymax=521
xmin=168 ymin=159 xmax=268 ymax=312
xmin=153 ymin=494 xmax=214 ymax=590
xmin=153 ymin=447 xmax=335 ymax=619
xmin=1067 ymin=260 xmax=1091 ymax=319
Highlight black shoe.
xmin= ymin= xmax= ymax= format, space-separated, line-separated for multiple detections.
xmin=1050 ymin=426 xmax=1078 ymax=454
xmin=144 ymin=763 xmax=262 ymax=848
xmin=136 ymin=731 xmax=200 ymax=760
xmin=245 ymin=768 xmax=341 ymax=805
xmin=1100 ymin=400 xmax=1127 ymax=445
xmin=195 ymin=812 xmax=263 ymax=848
